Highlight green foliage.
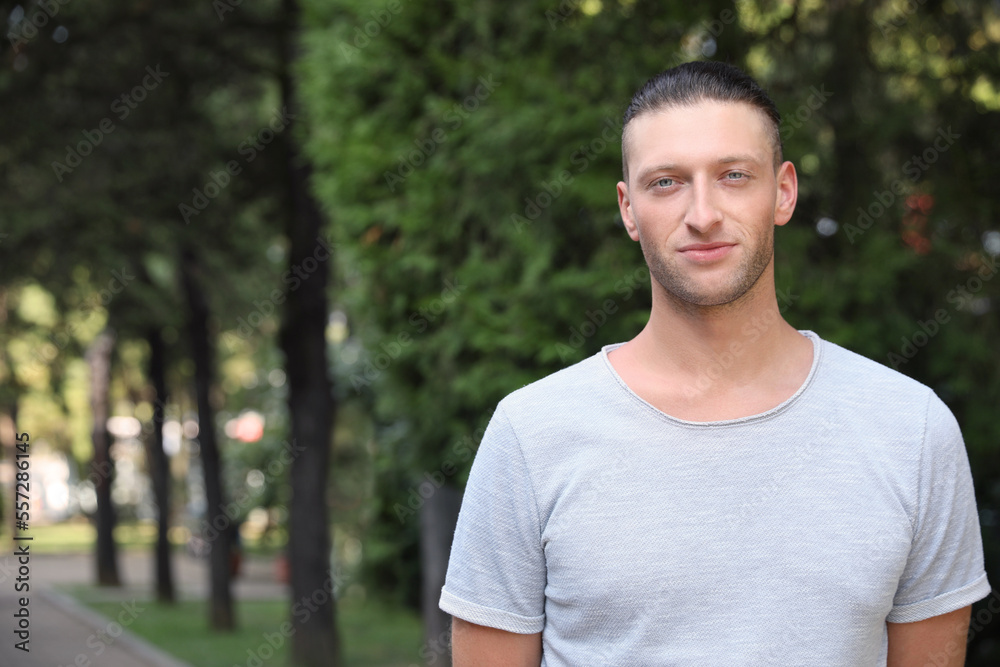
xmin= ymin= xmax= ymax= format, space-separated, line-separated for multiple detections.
xmin=5 ymin=0 xmax=1000 ymax=659
xmin=0 ymin=0 xmax=305 ymax=471
xmin=300 ymin=0 xmax=1000 ymax=634
xmin=302 ymin=0 xmax=713 ymax=598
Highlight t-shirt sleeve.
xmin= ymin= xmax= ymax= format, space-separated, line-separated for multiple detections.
xmin=438 ymin=403 xmax=547 ymax=634
xmin=886 ymin=391 xmax=992 ymax=623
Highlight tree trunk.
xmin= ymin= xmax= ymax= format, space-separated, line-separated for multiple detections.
xmin=421 ymin=485 xmax=463 ymax=667
xmin=279 ymin=2 xmax=340 ymax=662
xmin=86 ymin=328 xmax=120 ymax=586
xmin=0 ymin=290 xmax=14 ymax=536
xmin=180 ymin=248 xmax=234 ymax=630
xmin=146 ymin=328 xmax=175 ymax=603
xmin=0 ymin=407 xmax=18 ymax=541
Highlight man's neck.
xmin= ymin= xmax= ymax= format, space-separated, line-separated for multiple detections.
xmin=607 ymin=275 xmax=813 ymax=419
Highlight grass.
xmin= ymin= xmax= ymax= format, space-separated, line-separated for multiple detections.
xmin=15 ymin=520 xmax=425 ymax=664
xmin=2 ymin=518 xmax=286 ymax=555
xmin=71 ymin=590 xmax=424 ymax=667
xmin=2 ymin=518 xmax=165 ymax=553
xmin=2 ymin=518 xmax=120 ymax=553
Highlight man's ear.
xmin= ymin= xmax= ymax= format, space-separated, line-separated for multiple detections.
xmin=773 ymin=161 xmax=798 ymax=227
xmin=618 ymin=181 xmax=640 ymax=241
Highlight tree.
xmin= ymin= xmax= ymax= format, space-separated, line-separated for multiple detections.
xmin=278 ymin=0 xmax=342 ymax=662
xmin=146 ymin=326 xmax=175 ymax=602
xmin=300 ymin=1 xmax=1000 ymax=663
xmin=86 ymin=328 xmax=120 ymax=586
xmin=182 ymin=247 xmax=235 ymax=630
xmin=2 ymin=0 xmax=295 ymax=631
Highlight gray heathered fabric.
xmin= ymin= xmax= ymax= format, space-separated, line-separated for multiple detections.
xmin=440 ymin=330 xmax=991 ymax=666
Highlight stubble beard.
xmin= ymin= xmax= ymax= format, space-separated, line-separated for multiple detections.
xmin=638 ymin=225 xmax=775 ymax=309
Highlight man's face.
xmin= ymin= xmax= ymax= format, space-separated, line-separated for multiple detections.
xmin=617 ymin=100 xmax=797 ymax=309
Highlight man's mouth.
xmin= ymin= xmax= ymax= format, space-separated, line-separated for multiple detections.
xmin=677 ymin=242 xmax=736 ymax=262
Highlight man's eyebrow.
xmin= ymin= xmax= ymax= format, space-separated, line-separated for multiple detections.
xmin=635 ymin=155 xmax=764 ymax=182
xmin=718 ymin=154 xmax=764 ymax=165
xmin=635 ymin=164 xmax=677 ymax=182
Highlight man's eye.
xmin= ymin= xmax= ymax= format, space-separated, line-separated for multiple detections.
xmin=726 ymin=172 xmax=747 ymax=181
xmin=655 ymin=177 xmax=674 ymax=187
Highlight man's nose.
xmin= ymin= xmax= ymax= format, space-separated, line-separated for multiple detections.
xmin=683 ymin=181 xmax=723 ymax=233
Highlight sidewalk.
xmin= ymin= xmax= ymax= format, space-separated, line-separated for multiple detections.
xmin=0 ymin=550 xmax=287 ymax=667
xmin=0 ymin=588 xmax=192 ymax=667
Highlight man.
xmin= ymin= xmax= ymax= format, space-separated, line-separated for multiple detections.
xmin=439 ymin=61 xmax=990 ymax=666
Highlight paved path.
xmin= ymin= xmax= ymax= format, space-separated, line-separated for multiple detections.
xmin=0 ymin=549 xmax=287 ymax=666
xmin=0 ymin=588 xmax=192 ymax=667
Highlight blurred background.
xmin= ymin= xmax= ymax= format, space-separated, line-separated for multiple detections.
xmin=2 ymin=0 xmax=1000 ymax=665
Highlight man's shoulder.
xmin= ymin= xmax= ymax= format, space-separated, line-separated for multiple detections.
xmin=817 ymin=334 xmax=935 ymax=405
xmin=496 ymin=346 xmax=618 ymax=421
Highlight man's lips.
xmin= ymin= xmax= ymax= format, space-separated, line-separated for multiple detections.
xmin=677 ymin=242 xmax=736 ymax=262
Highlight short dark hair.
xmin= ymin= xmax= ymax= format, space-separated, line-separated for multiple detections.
xmin=621 ymin=61 xmax=783 ymax=181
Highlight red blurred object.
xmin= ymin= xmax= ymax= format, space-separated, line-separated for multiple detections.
xmin=275 ymin=553 xmax=290 ymax=583
xmin=230 ymin=549 xmax=242 ymax=578
xmin=902 ymin=229 xmax=932 ymax=254
xmin=901 ymin=200 xmax=932 ymax=255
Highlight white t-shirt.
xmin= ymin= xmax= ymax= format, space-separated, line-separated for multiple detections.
xmin=440 ymin=331 xmax=991 ymax=665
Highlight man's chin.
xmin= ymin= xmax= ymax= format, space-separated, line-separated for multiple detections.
xmin=657 ymin=282 xmax=753 ymax=310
